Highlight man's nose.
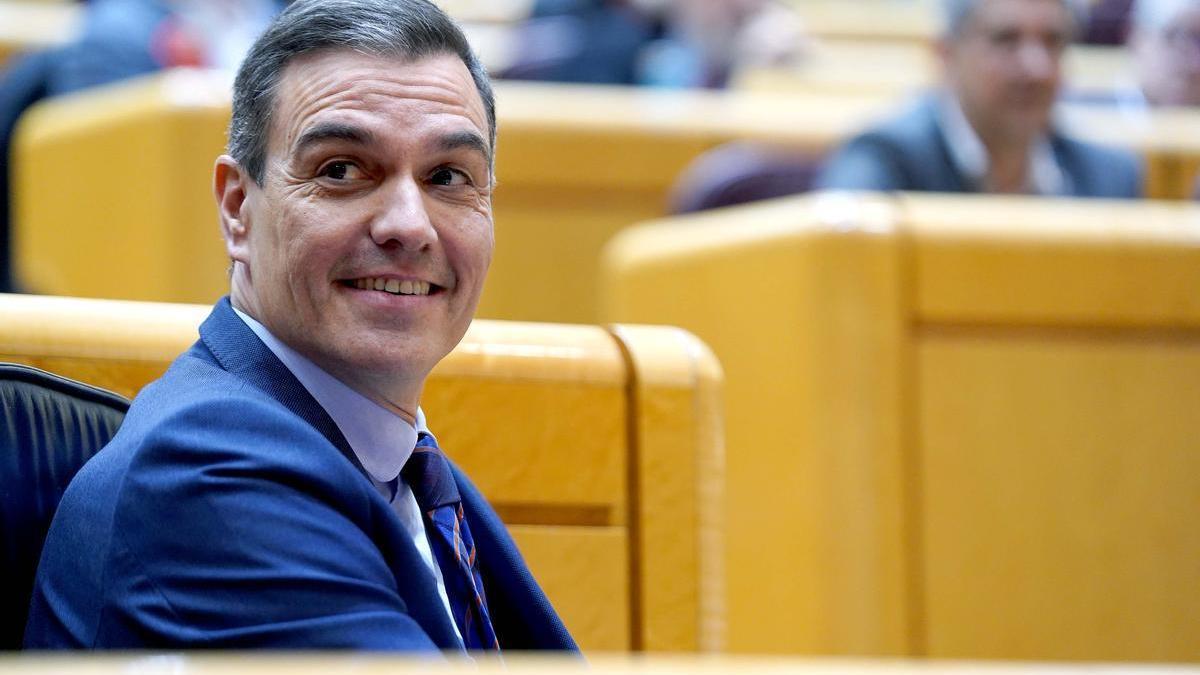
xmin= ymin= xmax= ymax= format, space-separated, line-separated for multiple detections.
xmin=371 ymin=177 xmax=436 ymax=251
xmin=1016 ymin=39 xmax=1058 ymax=82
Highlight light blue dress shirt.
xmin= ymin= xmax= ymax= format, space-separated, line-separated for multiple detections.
xmin=938 ymin=93 xmax=1070 ymax=195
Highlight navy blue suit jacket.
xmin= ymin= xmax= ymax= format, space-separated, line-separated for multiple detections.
xmin=25 ymin=298 xmax=577 ymax=651
xmin=815 ymin=94 xmax=1143 ymax=198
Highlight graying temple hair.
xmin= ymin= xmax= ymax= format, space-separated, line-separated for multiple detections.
xmin=227 ymin=0 xmax=495 ymax=184
xmin=939 ymin=0 xmax=1085 ymax=38
xmin=1132 ymin=0 xmax=1200 ymax=32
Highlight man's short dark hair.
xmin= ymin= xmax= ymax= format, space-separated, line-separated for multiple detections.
xmin=228 ymin=0 xmax=495 ymax=184
xmin=940 ymin=0 xmax=1083 ymax=38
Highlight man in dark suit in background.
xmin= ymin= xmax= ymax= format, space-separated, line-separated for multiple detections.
xmin=816 ymin=0 xmax=1142 ymax=197
xmin=25 ymin=0 xmax=576 ymax=652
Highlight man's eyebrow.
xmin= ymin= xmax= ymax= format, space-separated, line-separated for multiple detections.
xmin=438 ymin=130 xmax=492 ymax=166
xmin=293 ymin=122 xmax=377 ymax=153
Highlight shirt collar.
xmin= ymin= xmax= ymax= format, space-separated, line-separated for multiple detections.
xmin=936 ymin=92 xmax=1068 ymax=196
xmin=232 ymin=306 xmax=426 ymax=484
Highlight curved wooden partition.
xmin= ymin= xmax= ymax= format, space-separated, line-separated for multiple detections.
xmin=0 ymin=293 xmax=723 ymax=653
xmin=600 ymin=192 xmax=1200 ymax=661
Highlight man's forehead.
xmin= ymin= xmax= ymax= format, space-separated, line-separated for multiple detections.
xmin=966 ymin=0 xmax=1071 ymax=30
xmin=268 ymin=49 xmax=487 ymax=151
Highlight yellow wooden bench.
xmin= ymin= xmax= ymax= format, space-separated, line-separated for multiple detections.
xmin=0 ymin=292 xmax=724 ymax=653
xmin=600 ymin=191 xmax=1200 ymax=661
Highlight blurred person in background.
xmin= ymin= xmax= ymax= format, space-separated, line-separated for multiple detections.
xmin=1127 ymin=0 xmax=1200 ymax=197
xmin=51 ymin=0 xmax=283 ymax=92
xmin=0 ymin=0 xmax=284 ymax=293
xmin=1130 ymin=0 xmax=1200 ymax=106
xmin=501 ymin=0 xmax=805 ymax=87
xmin=816 ymin=0 xmax=1141 ymax=197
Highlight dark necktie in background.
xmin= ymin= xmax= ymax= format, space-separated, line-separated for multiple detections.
xmin=402 ymin=432 xmax=500 ymax=651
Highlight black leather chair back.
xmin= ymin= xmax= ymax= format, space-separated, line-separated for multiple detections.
xmin=0 ymin=363 xmax=129 ymax=649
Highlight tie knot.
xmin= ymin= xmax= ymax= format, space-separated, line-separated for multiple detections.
xmin=402 ymin=433 xmax=461 ymax=512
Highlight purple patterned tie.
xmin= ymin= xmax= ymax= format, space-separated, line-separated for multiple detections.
xmin=401 ymin=432 xmax=500 ymax=651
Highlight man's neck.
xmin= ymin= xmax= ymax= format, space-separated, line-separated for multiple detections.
xmin=228 ymin=289 xmax=421 ymax=423
xmin=939 ymin=94 xmax=1058 ymax=195
xmin=982 ymin=139 xmax=1032 ymax=193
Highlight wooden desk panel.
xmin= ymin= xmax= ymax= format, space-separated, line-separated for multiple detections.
xmin=602 ymin=194 xmax=910 ymax=656
xmin=901 ymin=195 xmax=1200 ymax=326
xmin=601 ymin=192 xmax=1200 ymax=660
xmin=917 ymin=328 xmax=1200 ymax=660
xmin=421 ymin=321 xmax=628 ymax=519
xmin=510 ymin=525 xmax=631 ymax=652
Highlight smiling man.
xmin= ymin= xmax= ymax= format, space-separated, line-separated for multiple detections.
xmin=25 ymin=0 xmax=576 ymax=652
xmin=816 ymin=0 xmax=1142 ymax=197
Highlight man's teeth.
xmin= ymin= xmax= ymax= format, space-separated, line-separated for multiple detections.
xmin=354 ymin=277 xmax=431 ymax=295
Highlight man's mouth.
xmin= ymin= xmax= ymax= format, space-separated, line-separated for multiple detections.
xmin=345 ymin=277 xmax=434 ymax=296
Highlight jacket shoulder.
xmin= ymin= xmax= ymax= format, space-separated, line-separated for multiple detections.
xmin=816 ymin=98 xmax=946 ymax=191
xmin=1054 ymin=134 xmax=1143 ymax=198
xmin=27 ymin=353 xmax=440 ymax=649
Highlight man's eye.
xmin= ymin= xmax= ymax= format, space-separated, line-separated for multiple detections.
xmin=319 ymin=161 xmax=362 ymax=181
xmin=989 ymin=30 xmax=1020 ymax=49
xmin=430 ymin=167 xmax=469 ymax=186
xmin=1044 ymin=34 xmax=1068 ymax=54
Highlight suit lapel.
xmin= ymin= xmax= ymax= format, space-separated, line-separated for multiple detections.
xmin=1048 ymin=133 xmax=1084 ymax=196
xmin=921 ymin=96 xmax=973 ymax=193
xmin=198 ymin=297 xmax=367 ymax=475
xmin=194 ymin=297 xmax=463 ymax=649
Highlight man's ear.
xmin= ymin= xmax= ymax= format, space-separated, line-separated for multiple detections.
xmin=214 ymin=155 xmax=253 ymax=264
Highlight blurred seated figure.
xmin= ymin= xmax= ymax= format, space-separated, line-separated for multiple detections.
xmin=51 ymin=0 xmax=282 ymax=93
xmin=1130 ymin=0 xmax=1200 ymax=106
xmin=815 ymin=0 xmax=1141 ymax=198
xmin=0 ymin=0 xmax=283 ymax=293
xmin=499 ymin=0 xmax=654 ymax=84
xmin=501 ymin=0 xmax=805 ymax=88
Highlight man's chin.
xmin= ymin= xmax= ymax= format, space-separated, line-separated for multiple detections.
xmin=995 ymin=109 xmax=1051 ymax=140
